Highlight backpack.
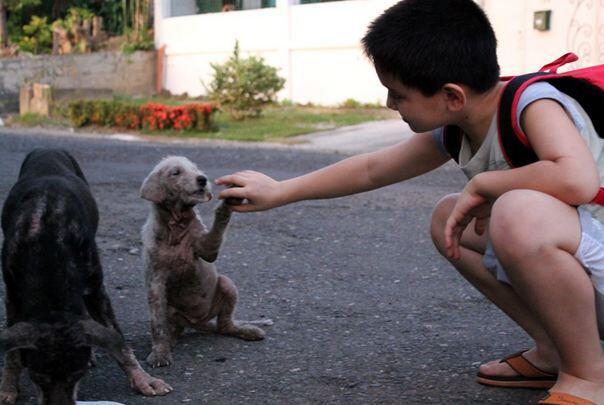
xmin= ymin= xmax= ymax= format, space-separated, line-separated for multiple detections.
xmin=441 ymin=52 xmax=604 ymax=206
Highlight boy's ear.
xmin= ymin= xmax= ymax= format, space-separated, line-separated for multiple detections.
xmin=441 ymin=84 xmax=466 ymax=112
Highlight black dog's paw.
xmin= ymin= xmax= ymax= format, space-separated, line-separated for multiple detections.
xmin=146 ymin=349 xmax=173 ymax=368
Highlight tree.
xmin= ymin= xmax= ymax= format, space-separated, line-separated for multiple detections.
xmin=0 ymin=0 xmax=7 ymax=48
xmin=122 ymin=0 xmax=151 ymax=40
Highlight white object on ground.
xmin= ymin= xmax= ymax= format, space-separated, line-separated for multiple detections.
xmin=0 ymin=117 xmax=4 ymax=127
xmin=76 ymin=401 xmax=125 ymax=405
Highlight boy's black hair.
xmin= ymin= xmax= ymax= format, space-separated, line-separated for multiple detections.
xmin=362 ymin=0 xmax=500 ymax=96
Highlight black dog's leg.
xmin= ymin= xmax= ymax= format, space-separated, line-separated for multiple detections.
xmin=0 ymin=351 xmax=22 ymax=405
xmin=83 ymin=251 xmax=172 ymax=396
xmin=0 ymin=296 xmax=23 ymax=405
xmin=83 ymin=249 xmax=125 ymax=335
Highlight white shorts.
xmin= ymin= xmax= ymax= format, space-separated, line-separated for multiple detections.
xmin=483 ymin=207 xmax=604 ymax=334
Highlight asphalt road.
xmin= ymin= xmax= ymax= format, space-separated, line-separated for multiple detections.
xmin=0 ymin=129 xmax=544 ymax=404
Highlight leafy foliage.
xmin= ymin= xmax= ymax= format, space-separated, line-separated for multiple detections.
xmin=4 ymin=1 xmax=149 ymax=51
xmin=67 ymin=99 xmax=216 ymax=131
xmin=205 ymin=41 xmax=285 ymax=120
xmin=17 ymin=15 xmax=52 ymax=54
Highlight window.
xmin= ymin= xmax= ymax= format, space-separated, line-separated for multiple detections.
xmin=195 ymin=0 xmax=276 ymax=14
xmin=299 ymin=0 xmax=344 ymax=4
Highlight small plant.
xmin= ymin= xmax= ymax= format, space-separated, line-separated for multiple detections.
xmin=113 ymin=104 xmax=141 ymax=129
xmin=121 ymin=28 xmax=154 ymax=55
xmin=140 ymin=102 xmax=215 ymax=131
xmin=89 ymin=100 xmax=115 ymax=126
xmin=140 ymin=103 xmax=170 ymax=130
xmin=205 ymin=41 xmax=285 ymax=120
xmin=340 ymin=98 xmax=362 ymax=108
xmin=67 ymin=100 xmax=92 ymax=127
xmin=17 ymin=16 xmax=52 ymax=54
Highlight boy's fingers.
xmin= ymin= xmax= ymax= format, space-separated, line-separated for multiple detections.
xmin=474 ymin=218 xmax=487 ymax=235
xmin=228 ymin=203 xmax=252 ymax=213
xmin=215 ymin=174 xmax=247 ymax=186
xmin=218 ymin=187 xmax=247 ymax=200
xmin=444 ymin=216 xmax=465 ymax=260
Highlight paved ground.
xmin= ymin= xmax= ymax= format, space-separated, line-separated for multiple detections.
xmin=0 ymin=125 xmax=546 ymax=404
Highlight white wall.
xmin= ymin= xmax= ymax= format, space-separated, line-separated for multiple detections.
xmin=487 ymin=0 xmax=604 ymax=75
xmin=154 ymin=0 xmax=604 ymax=105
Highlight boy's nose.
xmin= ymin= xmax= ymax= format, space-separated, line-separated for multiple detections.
xmin=385 ymin=97 xmax=397 ymax=111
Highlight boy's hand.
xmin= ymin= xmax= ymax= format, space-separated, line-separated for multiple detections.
xmin=444 ymin=181 xmax=491 ymax=260
xmin=215 ymin=170 xmax=283 ymax=212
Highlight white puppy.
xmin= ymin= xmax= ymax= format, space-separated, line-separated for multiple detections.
xmin=140 ymin=156 xmax=267 ymax=368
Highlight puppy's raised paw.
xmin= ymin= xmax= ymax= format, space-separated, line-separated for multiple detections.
xmin=224 ymin=184 xmax=244 ymax=206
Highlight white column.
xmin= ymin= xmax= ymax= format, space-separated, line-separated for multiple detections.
xmin=276 ymin=0 xmax=296 ymax=101
xmin=153 ymin=0 xmax=171 ymax=49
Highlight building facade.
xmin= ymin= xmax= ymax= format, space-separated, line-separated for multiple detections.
xmin=154 ymin=0 xmax=604 ymax=105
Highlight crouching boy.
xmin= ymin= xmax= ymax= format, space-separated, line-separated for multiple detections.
xmin=217 ymin=1 xmax=604 ymax=403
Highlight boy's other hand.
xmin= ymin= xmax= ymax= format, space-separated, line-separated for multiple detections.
xmin=444 ymin=184 xmax=490 ymax=260
xmin=215 ymin=171 xmax=283 ymax=212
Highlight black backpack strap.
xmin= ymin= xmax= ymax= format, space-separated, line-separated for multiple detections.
xmin=442 ymin=125 xmax=463 ymax=164
xmin=498 ymin=73 xmax=545 ymax=167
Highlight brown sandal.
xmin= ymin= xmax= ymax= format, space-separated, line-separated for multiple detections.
xmin=476 ymin=350 xmax=557 ymax=389
xmin=538 ymin=391 xmax=595 ymax=404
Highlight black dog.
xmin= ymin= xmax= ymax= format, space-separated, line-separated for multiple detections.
xmin=0 ymin=149 xmax=172 ymax=404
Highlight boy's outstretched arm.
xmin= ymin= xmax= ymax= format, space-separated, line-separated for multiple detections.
xmin=445 ymin=99 xmax=601 ymax=259
xmin=216 ymin=132 xmax=450 ymax=212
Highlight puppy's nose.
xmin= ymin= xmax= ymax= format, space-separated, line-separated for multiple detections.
xmin=197 ymin=175 xmax=208 ymax=187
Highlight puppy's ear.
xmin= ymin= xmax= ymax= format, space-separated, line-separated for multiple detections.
xmin=140 ymin=171 xmax=166 ymax=203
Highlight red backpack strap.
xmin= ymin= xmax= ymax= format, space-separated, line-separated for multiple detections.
xmin=442 ymin=125 xmax=463 ymax=163
xmin=538 ymin=52 xmax=578 ymax=73
xmin=497 ymin=53 xmax=581 ymax=167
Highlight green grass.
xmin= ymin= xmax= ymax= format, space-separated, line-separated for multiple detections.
xmin=9 ymin=113 xmax=70 ymax=127
xmin=7 ymin=99 xmax=397 ymax=142
xmin=145 ymin=106 xmax=396 ymax=142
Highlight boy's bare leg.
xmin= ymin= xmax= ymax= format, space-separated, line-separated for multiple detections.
xmin=490 ymin=190 xmax=604 ymax=401
xmin=431 ymin=194 xmax=559 ymax=377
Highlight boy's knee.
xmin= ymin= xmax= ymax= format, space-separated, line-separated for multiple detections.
xmin=489 ymin=190 xmax=547 ymax=251
xmin=430 ymin=193 xmax=459 ymax=247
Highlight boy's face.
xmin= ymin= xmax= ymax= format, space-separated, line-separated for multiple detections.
xmin=376 ymin=68 xmax=449 ymax=133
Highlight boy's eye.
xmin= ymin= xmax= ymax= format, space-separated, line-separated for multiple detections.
xmin=389 ymin=91 xmax=403 ymax=101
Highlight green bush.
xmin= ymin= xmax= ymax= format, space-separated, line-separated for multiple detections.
xmin=121 ymin=28 xmax=155 ymax=55
xmin=340 ymin=98 xmax=362 ymax=109
xmin=205 ymin=41 xmax=285 ymax=120
xmin=89 ymin=101 xmax=116 ymax=126
xmin=17 ymin=15 xmax=52 ymax=54
xmin=67 ymin=100 xmax=91 ymax=128
xmin=67 ymin=99 xmax=216 ymax=132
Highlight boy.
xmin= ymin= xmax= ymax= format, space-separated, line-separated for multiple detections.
xmin=216 ymin=0 xmax=604 ymax=403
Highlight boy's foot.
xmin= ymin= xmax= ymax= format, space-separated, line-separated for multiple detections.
xmin=538 ymin=391 xmax=595 ymax=405
xmin=476 ymin=349 xmax=558 ymax=389
xmin=542 ymin=372 xmax=604 ymax=404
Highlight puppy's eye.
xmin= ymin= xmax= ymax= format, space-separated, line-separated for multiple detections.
xmin=171 ymin=169 xmax=181 ymax=176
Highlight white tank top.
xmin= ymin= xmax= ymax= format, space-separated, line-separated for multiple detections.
xmin=432 ymin=82 xmax=604 ymax=223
